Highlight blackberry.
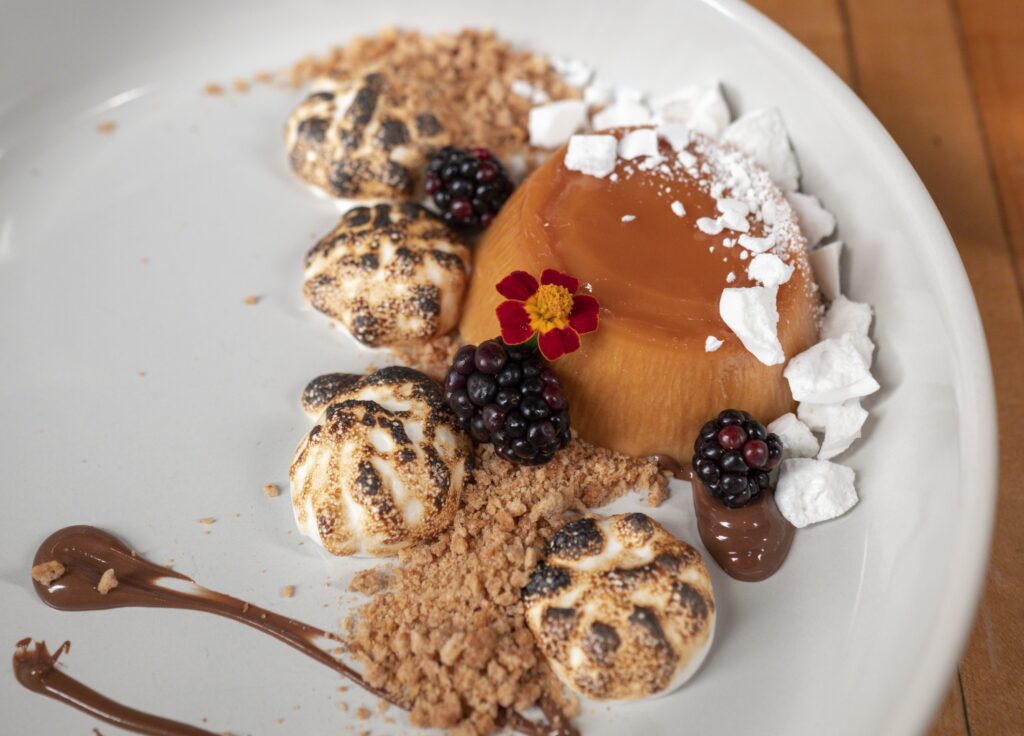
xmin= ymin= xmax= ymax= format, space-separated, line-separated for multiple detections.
xmin=424 ymin=146 xmax=514 ymax=229
xmin=443 ymin=339 xmax=570 ymax=466
xmin=691 ymin=409 xmax=783 ymax=509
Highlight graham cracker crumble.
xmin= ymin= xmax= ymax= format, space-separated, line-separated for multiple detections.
xmin=31 ymin=560 xmax=66 ymax=586
xmin=263 ymin=483 xmax=281 ymax=498
xmin=343 ymin=437 xmax=666 ymax=734
xmin=390 ymin=334 xmax=462 ymax=383
xmin=96 ymin=120 xmax=116 ymax=135
xmin=286 ymin=27 xmax=580 ymax=166
xmin=97 ymin=568 xmax=118 ymax=595
xmin=281 ymin=585 xmax=296 ymax=599
xmin=348 ymin=568 xmax=391 ymax=597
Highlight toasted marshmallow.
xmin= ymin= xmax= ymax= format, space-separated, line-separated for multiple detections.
xmin=523 ymin=513 xmax=715 ymax=701
xmin=303 ymin=203 xmax=470 ymax=347
xmin=290 ymin=367 xmax=472 ymax=557
xmin=285 ymin=74 xmax=449 ymax=199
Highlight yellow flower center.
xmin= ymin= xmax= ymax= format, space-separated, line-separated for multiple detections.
xmin=525 ymin=284 xmax=574 ymax=332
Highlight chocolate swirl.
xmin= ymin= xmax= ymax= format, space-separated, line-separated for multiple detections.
xmin=17 ymin=525 xmax=575 ymax=736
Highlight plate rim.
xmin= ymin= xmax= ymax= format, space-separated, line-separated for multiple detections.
xmin=719 ymin=0 xmax=997 ymax=731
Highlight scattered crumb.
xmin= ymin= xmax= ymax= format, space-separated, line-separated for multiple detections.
xmin=263 ymin=483 xmax=281 ymax=498
xmin=244 ymin=295 xmax=261 ymax=305
xmin=376 ymin=700 xmax=390 ymax=714
xmin=96 ymin=120 xmax=116 ymax=135
xmin=255 ymin=71 xmax=273 ymax=84
xmin=138 ymin=371 xmax=146 ymax=378
xmin=203 ymin=83 xmax=225 ymax=96
xmin=390 ymin=334 xmax=461 ymax=383
xmin=199 ymin=517 xmax=216 ymax=525
xmin=348 ymin=568 xmax=391 ymax=596
xmin=31 ymin=560 xmax=66 ymax=586
xmin=337 ymin=701 xmax=349 ymax=713
xmin=139 ymin=257 xmax=149 ymax=264
xmin=281 ymin=585 xmax=296 ymax=599
xmin=286 ymin=28 xmax=581 ymax=166
xmin=97 ymin=568 xmax=118 ymax=595
xmin=233 ymin=79 xmax=251 ymax=93
xmin=355 ymin=707 xmax=371 ymax=721
xmin=343 ymin=438 xmax=665 ymax=733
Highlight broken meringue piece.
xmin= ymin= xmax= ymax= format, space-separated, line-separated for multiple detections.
xmin=650 ymin=82 xmax=730 ymax=138
xmin=721 ymin=108 xmax=800 ymax=192
xmin=523 ymin=513 xmax=715 ymax=701
xmin=798 ymin=399 xmax=868 ymax=461
xmin=775 ymin=458 xmax=858 ymax=528
xmin=767 ymin=412 xmax=820 ymax=459
xmin=785 ymin=191 xmax=836 ymax=247
xmin=529 ymin=99 xmax=589 ymax=149
xmin=783 ymin=333 xmax=880 ymax=404
xmin=809 ymin=241 xmax=843 ymax=302
xmin=719 ymin=286 xmax=785 ymax=366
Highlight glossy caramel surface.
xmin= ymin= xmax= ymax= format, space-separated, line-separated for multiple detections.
xmin=521 ymin=141 xmax=750 ymax=341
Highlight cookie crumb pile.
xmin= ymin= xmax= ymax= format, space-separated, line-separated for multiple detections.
xmin=343 ymin=438 xmax=666 ymax=734
xmin=287 ymin=27 xmax=580 ymax=166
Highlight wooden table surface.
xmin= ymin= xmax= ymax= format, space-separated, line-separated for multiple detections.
xmin=747 ymin=1 xmax=1024 ymax=733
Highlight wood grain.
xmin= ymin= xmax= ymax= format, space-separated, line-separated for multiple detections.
xmin=748 ymin=0 xmax=1024 ymax=733
xmin=841 ymin=0 xmax=1024 ymax=732
xmin=957 ymin=0 xmax=1024 ymax=284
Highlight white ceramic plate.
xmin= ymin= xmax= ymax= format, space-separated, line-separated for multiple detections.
xmin=0 ymin=1 xmax=996 ymax=734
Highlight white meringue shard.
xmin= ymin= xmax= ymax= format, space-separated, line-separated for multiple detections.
xmin=767 ymin=413 xmax=820 ymax=459
xmin=784 ymin=333 xmax=880 ymax=404
xmin=722 ymin=108 xmax=800 ymax=191
xmin=719 ymin=286 xmax=785 ymax=366
xmin=775 ymin=458 xmax=858 ymax=528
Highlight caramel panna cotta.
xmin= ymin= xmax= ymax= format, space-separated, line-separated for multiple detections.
xmin=460 ymin=127 xmax=820 ymax=457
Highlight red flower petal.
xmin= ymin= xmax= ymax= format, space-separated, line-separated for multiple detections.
xmin=496 ymin=300 xmax=535 ymax=344
xmin=540 ymin=269 xmax=579 ymax=294
xmin=496 ymin=271 xmax=539 ymax=300
xmin=569 ymin=294 xmax=600 ymax=334
xmin=537 ymin=327 xmax=581 ymax=361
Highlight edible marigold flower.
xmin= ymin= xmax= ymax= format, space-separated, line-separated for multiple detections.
xmin=495 ymin=269 xmax=599 ymax=361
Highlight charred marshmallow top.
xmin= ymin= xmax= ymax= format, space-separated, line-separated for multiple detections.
xmin=290 ymin=367 xmax=472 ymax=557
xmin=523 ymin=513 xmax=715 ymax=701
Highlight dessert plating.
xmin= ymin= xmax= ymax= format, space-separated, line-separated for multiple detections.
xmin=17 ymin=25 xmax=884 ymax=736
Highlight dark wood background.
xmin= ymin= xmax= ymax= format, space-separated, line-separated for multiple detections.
xmin=747 ymin=1 xmax=1024 ymax=733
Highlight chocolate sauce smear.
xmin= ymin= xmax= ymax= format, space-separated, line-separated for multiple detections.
xmin=13 ymin=639 xmax=215 ymax=736
xmin=21 ymin=525 xmax=574 ymax=736
xmin=649 ymin=458 xmax=794 ymax=582
xmin=690 ymin=479 xmax=795 ymax=582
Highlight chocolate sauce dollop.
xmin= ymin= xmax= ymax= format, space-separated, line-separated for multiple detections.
xmin=691 ymin=479 xmax=795 ymax=582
